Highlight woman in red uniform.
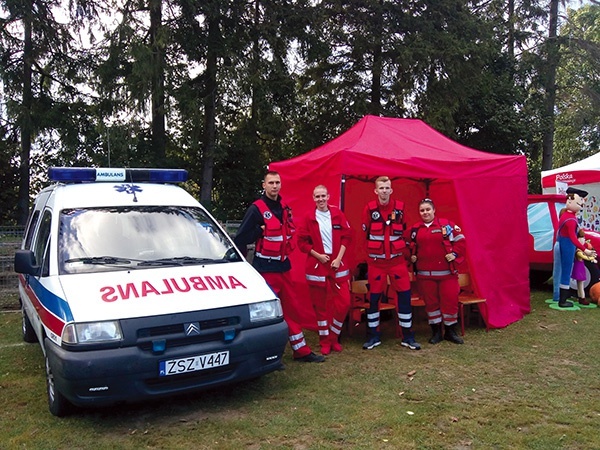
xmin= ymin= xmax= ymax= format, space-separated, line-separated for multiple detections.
xmin=298 ymin=185 xmax=353 ymax=355
xmin=409 ymin=199 xmax=466 ymax=344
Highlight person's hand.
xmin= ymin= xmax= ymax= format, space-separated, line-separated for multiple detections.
xmin=584 ymin=248 xmax=595 ymax=257
xmin=410 ymin=255 xmax=417 ymax=263
xmin=317 ymin=253 xmax=330 ymax=264
xmin=331 ymin=257 xmax=341 ymax=270
xmin=445 ymin=253 xmax=456 ymax=262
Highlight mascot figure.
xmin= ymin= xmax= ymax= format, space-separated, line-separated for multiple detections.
xmin=555 ymin=187 xmax=597 ymax=308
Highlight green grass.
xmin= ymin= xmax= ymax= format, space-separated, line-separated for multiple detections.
xmin=1 ymin=291 xmax=600 ymax=449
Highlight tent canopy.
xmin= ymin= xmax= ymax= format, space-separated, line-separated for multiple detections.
xmin=541 ymin=151 xmax=600 ymax=231
xmin=270 ymin=115 xmax=530 ymax=329
xmin=542 ymin=151 xmax=600 ymax=190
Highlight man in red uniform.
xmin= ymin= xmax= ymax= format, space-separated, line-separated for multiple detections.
xmin=361 ymin=176 xmax=420 ymax=350
xmin=234 ymin=171 xmax=324 ymax=363
xmin=409 ymin=198 xmax=466 ymax=344
xmin=298 ymin=185 xmax=353 ymax=355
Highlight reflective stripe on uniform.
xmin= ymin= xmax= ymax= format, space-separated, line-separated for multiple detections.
xmin=306 ymin=274 xmax=326 ymax=282
xmin=255 ymin=252 xmax=283 ymax=260
xmin=290 ymin=332 xmax=304 ymax=342
xmin=331 ymin=318 xmax=344 ymax=335
xmin=335 ymin=269 xmax=350 ymax=278
xmin=264 ymin=236 xmax=283 ymax=242
xmin=443 ymin=313 xmax=458 ymax=321
xmin=398 ymin=312 xmax=412 ymax=328
xmin=417 ymin=270 xmax=452 ymax=276
xmin=291 ymin=340 xmax=307 ymax=351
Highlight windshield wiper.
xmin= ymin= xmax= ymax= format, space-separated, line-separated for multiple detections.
xmin=138 ymin=256 xmax=230 ymax=267
xmin=65 ymin=256 xmax=134 ymax=265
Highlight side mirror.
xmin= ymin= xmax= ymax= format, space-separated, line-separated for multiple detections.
xmin=14 ymin=250 xmax=40 ymax=276
xmin=223 ymin=247 xmax=243 ymax=262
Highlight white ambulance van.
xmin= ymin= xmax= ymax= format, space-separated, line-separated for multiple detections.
xmin=15 ymin=167 xmax=288 ymax=416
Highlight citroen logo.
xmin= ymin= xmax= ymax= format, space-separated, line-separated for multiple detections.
xmin=185 ymin=322 xmax=201 ymax=336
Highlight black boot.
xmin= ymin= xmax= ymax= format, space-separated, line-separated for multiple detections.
xmin=428 ymin=323 xmax=443 ymax=344
xmin=444 ymin=324 xmax=464 ymax=344
xmin=558 ymin=288 xmax=573 ymax=308
xmin=578 ymin=297 xmax=590 ymax=306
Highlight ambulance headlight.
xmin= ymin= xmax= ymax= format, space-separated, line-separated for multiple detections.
xmin=249 ymin=299 xmax=283 ymax=322
xmin=62 ymin=321 xmax=123 ymax=344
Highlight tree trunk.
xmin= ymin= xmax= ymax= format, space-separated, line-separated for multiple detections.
xmin=200 ymin=16 xmax=219 ymax=208
xmin=541 ymin=0 xmax=560 ymax=171
xmin=371 ymin=43 xmax=382 ymax=116
xmin=370 ymin=0 xmax=383 ymax=116
xmin=150 ymin=0 xmax=166 ymax=166
xmin=17 ymin=3 xmax=33 ymax=225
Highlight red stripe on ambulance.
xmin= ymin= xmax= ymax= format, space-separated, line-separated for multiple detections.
xmin=19 ymin=274 xmax=66 ymax=337
xmin=100 ymin=275 xmax=248 ymax=302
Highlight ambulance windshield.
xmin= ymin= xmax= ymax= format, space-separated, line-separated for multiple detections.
xmin=58 ymin=206 xmax=242 ymax=274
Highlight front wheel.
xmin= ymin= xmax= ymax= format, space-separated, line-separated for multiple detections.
xmin=22 ymin=308 xmax=37 ymax=343
xmin=44 ymin=345 xmax=72 ymax=417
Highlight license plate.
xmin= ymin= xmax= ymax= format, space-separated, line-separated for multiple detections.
xmin=159 ymin=351 xmax=229 ymax=377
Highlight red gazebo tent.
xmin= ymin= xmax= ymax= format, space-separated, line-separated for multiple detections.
xmin=270 ymin=115 xmax=530 ymax=330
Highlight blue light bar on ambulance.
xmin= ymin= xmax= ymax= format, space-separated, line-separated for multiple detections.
xmin=48 ymin=167 xmax=188 ymax=183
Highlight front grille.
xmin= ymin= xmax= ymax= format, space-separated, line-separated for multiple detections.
xmin=131 ymin=312 xmax=242 ymax=352
xmin=137 ymin=317 xmax=240 ymax=339
xmin=137 ymin=332 xmax=224 ymax=351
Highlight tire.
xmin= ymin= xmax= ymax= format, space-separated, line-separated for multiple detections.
xmin=529 ymin=270 xmax=551 ymax=288
xmin=584 ymin=260 xmax=600 ymax=298
xmin=22 ymin=308 xmax=37 ymax=343
xmin=44 ymin=345 xmax=73 ymax=417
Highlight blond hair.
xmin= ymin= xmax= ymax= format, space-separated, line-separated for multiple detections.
xmin=375 ymin=176 xmax=390 ymax=186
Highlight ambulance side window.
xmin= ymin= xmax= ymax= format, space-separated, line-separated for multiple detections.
xmin=23 ymin=210 xmax=40 ymax=250
xmin=33 ymin=211 xmax=52 ymax=277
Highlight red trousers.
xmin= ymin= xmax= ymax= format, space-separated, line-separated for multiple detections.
xmin=308 ymin=278 xmax=350 ymax=346
xmin=262 ymin=272 xmax=312 ymax=358
xmin=417 ymin=276 xmax=459 ymax=326
xmin=367 ymin=260 xmax=411 ymax=293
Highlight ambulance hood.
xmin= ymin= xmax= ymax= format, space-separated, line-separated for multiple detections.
xmin=58 ymin=262 xmax=276 ymax=322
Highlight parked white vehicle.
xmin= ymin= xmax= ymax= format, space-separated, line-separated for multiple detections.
xmin=15 ymin=167 xmax=288 ymax=416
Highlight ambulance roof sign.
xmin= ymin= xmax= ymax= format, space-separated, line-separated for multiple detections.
xmin=48 ymin=167 xmax=188 ymax=183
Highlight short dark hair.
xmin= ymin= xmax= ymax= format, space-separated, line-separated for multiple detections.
xmin=264 ymin=170 xmax=280 ymax=181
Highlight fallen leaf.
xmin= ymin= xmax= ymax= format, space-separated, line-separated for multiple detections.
xmin=451 ymin=417 xmax=459 ymax=422
xmin=573 ymin=320 xmax=578 ymax=324
xmin=407 ymin=411 xmax=414 ymax=415
xmin=398 ymin=391 xmax=405 ymax=396
xmin=407 ymin=370 xmax=417 ymax=377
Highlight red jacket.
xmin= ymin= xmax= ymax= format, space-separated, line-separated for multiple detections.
xmin=297 ymin=206 xmax=353 ymax=286
xmin=409 ymin=218 xmax=466 ymax=277
xmin=253 ymin=198 xmax=295 ymax=261
xmin=361 ymin=199 xmax=407 ymax=260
